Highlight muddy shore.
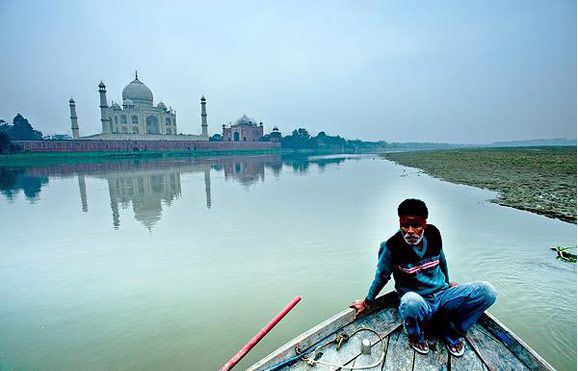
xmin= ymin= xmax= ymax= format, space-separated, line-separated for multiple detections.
xmin=383 ymin=147 xmax=576 ymax=224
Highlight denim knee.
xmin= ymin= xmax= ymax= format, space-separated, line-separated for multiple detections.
xmin=399 ymin=292 xmax=427 ymax=320
xmin=475 ymin=281 xmax=497 ymax=306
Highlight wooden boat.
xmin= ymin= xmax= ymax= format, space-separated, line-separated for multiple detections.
xmin=248 ymin=291 xmax=555 ymax=371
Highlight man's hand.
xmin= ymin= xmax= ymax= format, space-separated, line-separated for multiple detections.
xmin=349 ymin=299 xmax=369 ymax=319
xmin=449 ymin=281 xmax=459 ymax=287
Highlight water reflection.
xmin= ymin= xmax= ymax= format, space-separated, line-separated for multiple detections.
xmin=0 ymin=167 xmax=48 ymax=203
xmin=0 ymin=154 xmax=347 ymax=229
xmin=106 ymin=170 xmax=182 ymax=230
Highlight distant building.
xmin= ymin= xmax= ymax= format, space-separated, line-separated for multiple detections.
xmin=222 ymin=115 xmax=264 ymax=142
xmin=45 ymin=134 xmax=72 ymax=140
xmin=270 ymin=126 xmax=281 ymax=142
xmin=69 ymin=72 xmax=208 ymax=141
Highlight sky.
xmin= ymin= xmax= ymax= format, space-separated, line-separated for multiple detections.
xmin=0 ymin=0 xmax=575 ymax=143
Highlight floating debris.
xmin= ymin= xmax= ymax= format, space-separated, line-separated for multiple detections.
xmin=550 ymin=246 xmax=577 ymax=263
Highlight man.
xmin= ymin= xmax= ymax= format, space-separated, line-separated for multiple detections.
xmin=350 ymin=199 xmax=497 ymax=356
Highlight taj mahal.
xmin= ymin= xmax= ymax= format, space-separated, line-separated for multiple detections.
xmin=69 ymin=72 xmax=209 ymax=141
xmin=11 ymin=72 xmax=282 ymax=152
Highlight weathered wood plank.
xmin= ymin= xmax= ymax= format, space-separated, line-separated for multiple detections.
xmin=249 ymin=307 xmax=356 ymax=371
xmin=412 ymin=337 xmax=448 ymax=371
xmin=367 ymin=307 xmax=401 ymax=334
xmin=467 ymin=324 xmax=529 ymax=371
xmin=331 ymin=308 xmax=398 ymax=371
xmin=383 ymin=328 xmax=415 ymax=371
xmin=349 ymin=335 xmax=388 ymax=371
xmin=283 ymin=308 xmax=398 ymax=371
xmin=449 ymin=340 xmax=486 ymax=371
xmin=305 ymin=308 xmax=398 ymax=371
xmin=343 ymin=309 xmax=401 ymax=371
xmin=248 ymin=291 xmax=399 ymax=371
xmin=323 ymin=327 xmax=381 ymax=371
xmin=479 ymin=313 xmax=555 ymax=371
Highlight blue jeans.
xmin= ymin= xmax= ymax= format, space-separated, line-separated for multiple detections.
xmin=398 ymin=281 xmax=497 ymax=346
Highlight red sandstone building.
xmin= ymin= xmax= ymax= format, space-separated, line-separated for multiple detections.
xmin=222 ymin=115 xmax=264 ymax=142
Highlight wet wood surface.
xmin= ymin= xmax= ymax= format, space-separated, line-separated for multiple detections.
xmin=479 ymin=313 xmax=555 ymax=371
xmin=412 ymin=337 xmax=448 ymax=371
xmin=382 ymin=329 xmax=415 ymax=371
xmin=467 ymin=323 xmax=529 ymax=371
xmin=249 ymin=293 xmax=552 ymax=371
xmin=450 ymin=340 xmax=488 ymax=371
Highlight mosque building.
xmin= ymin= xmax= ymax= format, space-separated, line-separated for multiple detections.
xmin=222 ymin=115 xmax=264 ymax=142
xmin=69 ymin=72 xmax=208 ymax=141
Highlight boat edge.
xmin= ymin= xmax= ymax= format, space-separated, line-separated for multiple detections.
xmin=246 ymin=291 xmax=399 ymax=371
xmin=481 ymin=312 xmax=557 ymax=371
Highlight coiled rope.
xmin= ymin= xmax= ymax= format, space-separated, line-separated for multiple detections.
xmin=299 ymin=327 xmax=386 ymax=370
xmin=264 ymin=322 xmax=402 ymax=371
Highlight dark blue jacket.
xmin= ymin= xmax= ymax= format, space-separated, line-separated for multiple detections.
xmin=365 ymin=225 xmax=450 ymax=302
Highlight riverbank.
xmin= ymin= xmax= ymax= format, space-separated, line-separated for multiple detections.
xmin=0 ymin=148 xmax=284 ymax=166
xmin=383 ymin=146 xmax=577 ymax=223
xmin=0 ymin=148 xmax=381 ymax=167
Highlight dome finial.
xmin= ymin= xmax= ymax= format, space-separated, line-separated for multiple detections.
xmin=135 ymin=70 xmax=138 ymax=80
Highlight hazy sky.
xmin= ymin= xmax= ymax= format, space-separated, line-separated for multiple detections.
xmin=0 ymin=1 xmax=575 ymax=143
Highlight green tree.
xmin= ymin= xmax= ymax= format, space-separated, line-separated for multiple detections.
xmin=0 ymin=132 xmax=11 ymax=153
xmin=0 ymin=119 xmax=10 ymax=134
xmin=10 ymin=114 xmax=43 ymax=140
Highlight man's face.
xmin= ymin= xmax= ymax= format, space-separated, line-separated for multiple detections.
xmin=400 ymin=215 xmax=426 ymax=245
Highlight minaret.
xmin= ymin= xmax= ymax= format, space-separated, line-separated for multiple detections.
xmin=201 ymin=96 xmax=208 ymax=137
xmin=108 ymin=179 xmax=120 ymax=229
xmin=69 ymin=98 xmax=80 ymax=139
xmin=99 ymin=81 xmax=111 ymax=134
xmin=78 ymin=174 xmax=88 ymax=212
xmin=204 ymin=166 xmax=212 ymax=209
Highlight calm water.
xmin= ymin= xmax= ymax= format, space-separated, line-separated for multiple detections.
xmin=0 ymin=154 xmax=575 ymax=371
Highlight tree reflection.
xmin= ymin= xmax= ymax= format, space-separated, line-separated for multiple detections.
xmin=0 ymin=153 xmax=355 ymax=229
xmin=0 ymin=167 xmax=48 ymax=203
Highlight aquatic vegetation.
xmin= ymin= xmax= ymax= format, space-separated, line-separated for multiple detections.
xmin=551 ymin=246 xmax=577 ymax=263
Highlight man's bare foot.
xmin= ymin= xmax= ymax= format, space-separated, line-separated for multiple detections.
xmin=409 ymin=338 xmax=429 ymax=354
xmin=446 ymin=339 xmax=465 ymax=357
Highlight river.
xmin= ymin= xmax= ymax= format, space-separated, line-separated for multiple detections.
xmin=0 ymin=153 xmax=575 ymax=370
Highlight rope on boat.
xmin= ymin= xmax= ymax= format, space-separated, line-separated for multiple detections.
xmin=299 ymin=327 xmax=387 ymax=370
xmin=266 ymin=322 xmax=403 ymax=371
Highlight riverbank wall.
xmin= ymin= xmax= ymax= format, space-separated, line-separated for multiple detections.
xmin=13 ymin=139 xmax=280 ymax=153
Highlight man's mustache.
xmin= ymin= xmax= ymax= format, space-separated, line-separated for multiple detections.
xmin=404 ymin=233 xmax=421 ymax=238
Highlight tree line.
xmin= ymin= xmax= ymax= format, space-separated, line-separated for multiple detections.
xmin=211 ymin=127 xmax=387 ymax=151
xmin=0 ymin=114 xmax=43 ymax=153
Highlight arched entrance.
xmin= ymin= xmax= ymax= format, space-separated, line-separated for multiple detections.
xmin=146 ymin=116 xmax=160 ymax=134
xmin=233 ymin=131 xmax=240 ymax=141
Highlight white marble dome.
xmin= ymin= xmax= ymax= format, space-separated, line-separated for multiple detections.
xmin=123 ymin=98 xmax=134 ymax=107
xmin=122 ymin=76 xmax=153 ymax=106
xmin=157 ymin=102 xmax=167 ymax=111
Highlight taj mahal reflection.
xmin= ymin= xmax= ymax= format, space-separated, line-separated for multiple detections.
xmin=76 ymin=156 xmax=282 ymax=229
xmin=0 ymin=154 xmax=347 ymax=230
xmin=84 ymin=163 xmax=216 ymax=230
xmin=106 ymin=171 xmax=183 ymax=230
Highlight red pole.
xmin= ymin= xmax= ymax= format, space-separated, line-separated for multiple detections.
xmin=218 ymin=296 xmax=302 ymax=371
